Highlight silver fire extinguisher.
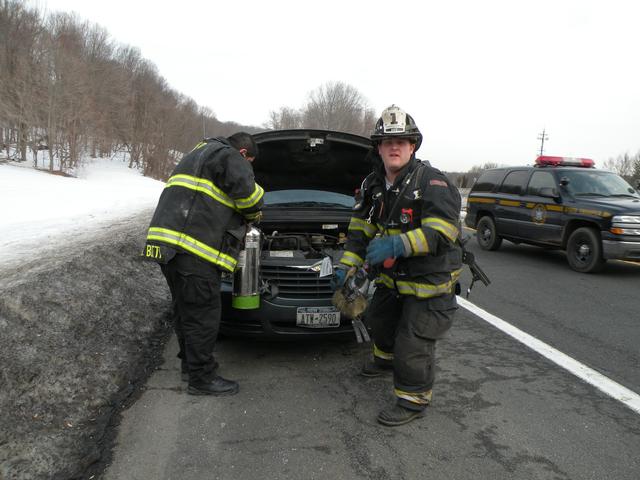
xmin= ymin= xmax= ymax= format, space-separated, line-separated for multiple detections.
xmin=232 ymin=225 xmax=261 ymax=309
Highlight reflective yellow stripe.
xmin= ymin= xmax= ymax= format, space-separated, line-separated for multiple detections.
xmin=394 ymin=388 xmax=432 ymax=405
xmin=235 ymin=183 xmax=264 ymax=210
xmin=374 ymin=344 xmax=394 ymax=360
xmin=189 ymin=141 xmax=207 ymax=153
xmin=421 ymin=217 xmax=459 ymax=242
xmin=147 ymin=227 xmax=237 ymax=272
xmin=406 ymin=228 xmax=429 ymax=254
xmin=377 ymin=269 xmax=462 ymax=298
xmin=340 ymin=251 xmax=364 ymax=267
xmin=375 ymin=223 xmax=402 ymax=235
xmin=348 ymin=217 xmax=378 ymax=238
xmin=166 ymin=174 xmax=237 ymax=210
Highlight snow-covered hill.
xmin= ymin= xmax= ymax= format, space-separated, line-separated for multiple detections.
xmin=0 ymin=158 xmax=164 ymax=266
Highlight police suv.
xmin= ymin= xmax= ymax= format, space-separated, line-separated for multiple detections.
xmin=465 ymin=156 xmax=640 ymax=273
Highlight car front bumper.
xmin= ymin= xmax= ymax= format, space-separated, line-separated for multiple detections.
xmin=602 ymin=239 xmax=640 ymax=261
xmin=220 ymin=283 xmax=356 ymax=339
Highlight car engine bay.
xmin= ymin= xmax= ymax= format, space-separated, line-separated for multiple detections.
xmin=262 ymin=230 xmax=346 ymax=260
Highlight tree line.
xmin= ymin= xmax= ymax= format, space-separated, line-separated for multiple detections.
xmin=602 ymin=151 xmax=640 ymax=187
xmin=0 ymin=1 xmax=376 ymax=180
xmin=0 ymin=0 xmax=258 ymax=179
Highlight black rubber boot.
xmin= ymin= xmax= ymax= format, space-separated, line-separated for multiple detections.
xmin=187 ymin=375 xmax=239 ymax=396
xmin=377 ymin=404 xmax=425 ymax=427
xmin=360 ymin=357 xmax=393 ymax=377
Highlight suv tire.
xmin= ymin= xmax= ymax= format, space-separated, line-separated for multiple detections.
xmin=476 ymin=216 xmax=502 ymax=251
xmin=566 ymin=227 xmax=605 ymax=273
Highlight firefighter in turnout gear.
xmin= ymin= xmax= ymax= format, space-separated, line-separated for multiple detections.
xmin=142 ymin=132 xmax=264 ymax=396
xmin=337 ymin=105 xmax=462 ymax=426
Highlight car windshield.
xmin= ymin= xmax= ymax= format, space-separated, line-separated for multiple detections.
xmin=264 ymin=189 xmax=355 ymax=209
xmin=562 ymin=171 xmax=640 ymax=197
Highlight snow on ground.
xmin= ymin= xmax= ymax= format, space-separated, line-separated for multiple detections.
xmin=0 ymin=158 xmax=164 ymax=266
xmin=0 ymin=156 xmax=170 ymax=479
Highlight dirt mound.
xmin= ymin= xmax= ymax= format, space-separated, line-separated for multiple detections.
xmin=0 ymin=216 xmax=172 ymax=479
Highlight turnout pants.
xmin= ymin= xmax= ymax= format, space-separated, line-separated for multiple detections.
xmin=160 ymin=253 xmax=222 ymax=385
xmin=367 ymin=287 xmax=456 ymax=411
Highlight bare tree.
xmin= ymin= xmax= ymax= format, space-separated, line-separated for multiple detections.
xmin=83 ymin=23 xmax=120 ymax=157
xmin=266 ymin=106 xmax=302 ymax=130
xmin=0 ymin=0 xmax=45 ymax=162
xmin=42 ymin=12 xmax=99 ymax=171
xmin=602 ymin=153 xmax=635 ymax=180
xmin=301 ymin=81 xmax=375 ymax=136
xmin=632 ymin=153 xmax=640 ymax=186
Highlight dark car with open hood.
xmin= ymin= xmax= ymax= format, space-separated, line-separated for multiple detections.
xmin=220 ymin=129 xmax=374 ymax=338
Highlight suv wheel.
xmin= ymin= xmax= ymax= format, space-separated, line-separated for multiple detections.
xmin=476 ymin=216 xmax=502 ymax=251
xmin=566 ymin=227 xmax=605 ymax=273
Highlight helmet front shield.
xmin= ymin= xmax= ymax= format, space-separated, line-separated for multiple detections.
xmin=371 ymin=104 xmax=423 ymax=151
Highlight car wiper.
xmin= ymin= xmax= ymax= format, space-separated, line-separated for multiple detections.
xmin=609 ymin=194 xmax=640 ymax=198
xmin=574 ymin=193 xmax=608 ymax=197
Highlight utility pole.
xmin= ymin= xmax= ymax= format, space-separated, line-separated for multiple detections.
xmin=537 ymin=128 xmax=548 ymax=156
xmin=202 ymin=113 xmax=206 ymax=139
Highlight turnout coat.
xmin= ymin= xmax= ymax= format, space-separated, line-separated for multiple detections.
xmin=143 ymin=137 xmax=264 ymax=273
xmin=340 ymin=156 xmax=462 ymax=306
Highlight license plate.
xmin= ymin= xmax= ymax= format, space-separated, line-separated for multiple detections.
xmin=296 ymin=307 xmax=340 ymax=328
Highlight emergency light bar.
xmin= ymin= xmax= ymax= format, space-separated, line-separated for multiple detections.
xmin=535 ymin=156 xmax=595 ymax=168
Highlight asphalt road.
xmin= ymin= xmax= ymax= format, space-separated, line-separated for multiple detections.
xmin=102 ymin=232 xmax=640 ymax=480
xmin=458 ymin=229 xmax=640 ymax=393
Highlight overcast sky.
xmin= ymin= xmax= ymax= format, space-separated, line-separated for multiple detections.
xmin=29 ymin=0 xmax=640 ymax=172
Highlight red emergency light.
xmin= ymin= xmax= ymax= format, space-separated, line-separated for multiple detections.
xmin=535 ymin=156 xmax=595 ymax=168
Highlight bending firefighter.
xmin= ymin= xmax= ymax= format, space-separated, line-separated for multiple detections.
xmin=335 ymin=105 xmax=462 ymax=426
xmin=142 ymin=132 xmax=263 ymax=396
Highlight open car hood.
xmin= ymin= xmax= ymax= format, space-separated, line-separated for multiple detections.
xmin=252 ymin=129 xmax=373 ymax=195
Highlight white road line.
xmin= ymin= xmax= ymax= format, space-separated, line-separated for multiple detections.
xmin=457 ymin=296 xmax=640 ymax=415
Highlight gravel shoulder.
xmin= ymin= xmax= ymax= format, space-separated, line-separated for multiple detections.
xmin=0 ymin=211 xmax=172 ymax=480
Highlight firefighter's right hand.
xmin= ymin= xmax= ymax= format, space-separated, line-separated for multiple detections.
xmin=330 ymin=266 xmax=349 ymax=291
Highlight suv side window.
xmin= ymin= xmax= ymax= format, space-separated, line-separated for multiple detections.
xmin=497 ymin=170 xmax=529 ymax=195
xmin=527 ymin=171 xmax=556 ymax=195
xmin=472 ymin=170 xmax=506 ymax=192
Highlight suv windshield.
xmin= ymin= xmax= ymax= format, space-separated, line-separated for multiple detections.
xmin=561 ymin=171 xmax=639 ymax=197
xmin=264 ymin=189 xmax=355 ymax=209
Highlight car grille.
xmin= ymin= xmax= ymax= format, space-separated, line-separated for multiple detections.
xmin=261 ymin=265 xmax=333 ymax=299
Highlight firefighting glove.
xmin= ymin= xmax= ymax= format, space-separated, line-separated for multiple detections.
xmin=331 ymin=266 xmax=349 ymax=290
xmin=365 ymin=235 xmax=408 ymax=266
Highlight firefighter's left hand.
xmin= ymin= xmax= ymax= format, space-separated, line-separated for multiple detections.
xmin=244 ymin=211 xmax=262 ymax=224
xmin=365 ymin=235 xmax=407 ymax=266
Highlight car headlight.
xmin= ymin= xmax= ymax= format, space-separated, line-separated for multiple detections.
xmin=612 ymin=215 xmax=640 ymax=223
xmin=610 ymin=215 xmax=640 ymax=235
